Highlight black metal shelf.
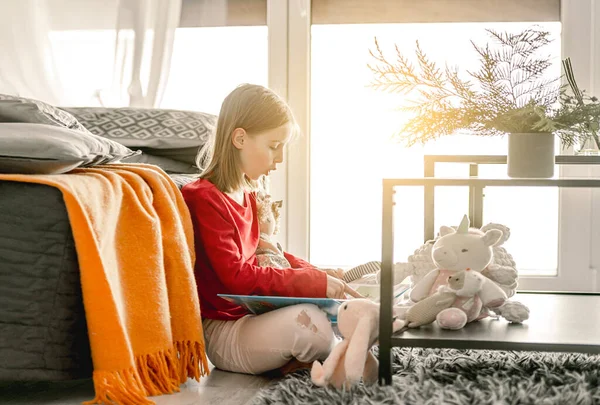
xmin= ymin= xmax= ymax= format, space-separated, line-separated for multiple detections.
xmin=423 ymin=154 xmax=600 ymax=241
xmin=378 ymin=154 xmax=600 ymax=386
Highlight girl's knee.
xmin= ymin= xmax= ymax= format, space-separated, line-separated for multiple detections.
xmin=293 ymin=304 xmax=332 ymax=332
xmin=292 ymin=304 xmax=335 ymax=357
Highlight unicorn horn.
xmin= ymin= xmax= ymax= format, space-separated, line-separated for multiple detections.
xmin=457 ymin=215 xmax=470 ymax=233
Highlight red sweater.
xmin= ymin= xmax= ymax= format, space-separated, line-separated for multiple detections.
xmin=182 ymin=179 xmax=327 ymax=320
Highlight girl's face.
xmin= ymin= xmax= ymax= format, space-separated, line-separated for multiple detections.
xmin=236 ymin=123 xmax=291 ymax=181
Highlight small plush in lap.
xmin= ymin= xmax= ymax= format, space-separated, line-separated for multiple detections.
xmin=256 ymin=192 xmax=291 ymax=268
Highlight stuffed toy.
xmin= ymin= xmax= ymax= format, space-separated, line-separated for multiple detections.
xmin=393 ymin=215 xmax=530 ymax=330
xmin=311 ymin=299 xmax=404 ymax=390
xmin=404 ymin=269 xmax=483 ymax=328
xmin=389 ymin=218 xmax=529 ymax=324
xmin=255 ymin=193 xmax=291 ymax=268
xmin=453 ymin=268 xmax=486 ymax=297
xmin=409 ymin=215 xmax=506 ymax=329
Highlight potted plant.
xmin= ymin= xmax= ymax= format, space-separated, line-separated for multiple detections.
xmin=368 ymin=27 xmax=600 ymax=178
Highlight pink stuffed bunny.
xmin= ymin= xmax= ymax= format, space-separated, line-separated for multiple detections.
xmin=311 ymin=299 xmax=403 ymax=390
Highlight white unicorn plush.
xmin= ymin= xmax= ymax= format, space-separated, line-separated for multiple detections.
xmin=393 ymin=215 xmax=529 ymax=330
xmin=388 ymin=217 xmax=529 ymax=326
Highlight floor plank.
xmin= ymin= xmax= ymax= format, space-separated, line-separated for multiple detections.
xmin=0 ymin=365 xmax=278 ymax=405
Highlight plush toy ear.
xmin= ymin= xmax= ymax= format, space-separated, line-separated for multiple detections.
xmin=481 ymin=229 xmax=502 ymax=247
xmin=344 ymin=316 xmax=376 ymax=385
xmin=439 ymin=226 xmax=455 ymax=237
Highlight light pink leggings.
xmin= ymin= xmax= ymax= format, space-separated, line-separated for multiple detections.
xmin=202 ymin=304 xmax=335 ymax=374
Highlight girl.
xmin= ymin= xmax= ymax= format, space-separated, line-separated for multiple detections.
xmin=182 ymin=83 xmax=361 ymax=376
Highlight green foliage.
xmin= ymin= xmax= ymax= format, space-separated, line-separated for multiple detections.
xmin=368 ymin=27 xmax=600 ymax=148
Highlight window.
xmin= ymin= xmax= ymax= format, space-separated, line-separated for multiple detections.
xmin=281 ymin=0 xmax=600 ymax=291
xmin=160 ymin=26 xmax=268 ymax=114
xmin=309 ymin=22 xmax=562 ymax=277
xmin=48 ymin=0 xmax=268 ymax=111
xmin=49 ymin=30 xmax=117 ymax=106
xmin=162 ymin=0 xmax=268 ymax=113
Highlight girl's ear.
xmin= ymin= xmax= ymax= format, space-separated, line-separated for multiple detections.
xmin=232 ymin=128 xmax=247 ymax=150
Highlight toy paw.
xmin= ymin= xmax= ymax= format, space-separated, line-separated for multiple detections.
xmin=311 ymin=361 xmax=327 ymax=387
xmin=345 ymin=369 xmax=363 ymax=387
xmin=436 ymin=308 xmax=467 ymax=330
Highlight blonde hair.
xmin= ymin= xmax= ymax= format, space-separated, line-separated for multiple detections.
xmin=197 ymin=83 xmax=297 ymax=193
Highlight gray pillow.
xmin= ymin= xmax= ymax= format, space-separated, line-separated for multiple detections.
xmin=0 ymin=123 xmax=138 ymax=174
xmin=121 ymin=152 xmax=199 ymax=174
xmin=138 ymin=146 xmax=201 ymax=165
xmin=63 ymin=107 xmax=216 ymax=150
xmin=0 ymin=94 xmax=89 ymax=133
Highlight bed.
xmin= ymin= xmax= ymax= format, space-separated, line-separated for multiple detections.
xmin=0 ymin=97 xmax=213 ymax=381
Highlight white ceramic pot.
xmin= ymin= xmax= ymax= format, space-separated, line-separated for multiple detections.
xmin=507 ymin=133 xmax=555 ymax=178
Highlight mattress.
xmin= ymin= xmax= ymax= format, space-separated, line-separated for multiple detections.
xmin=0 ymin=173 xmax=196 ymax=381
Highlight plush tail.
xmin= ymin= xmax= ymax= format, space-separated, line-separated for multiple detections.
xmin=493 ymin=300 xmax=530 ymax=323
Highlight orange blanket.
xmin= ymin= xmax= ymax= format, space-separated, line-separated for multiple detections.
xmin=0 ymin=164 xmax=209 ymax=405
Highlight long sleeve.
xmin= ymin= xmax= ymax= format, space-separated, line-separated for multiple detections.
xmin=182 ymin=179 xmax=327 ymax=320
xmin=284 ymin=251 xmax=316 ymax=269
xmin=194 ymin=197 xmax=326 ymax=297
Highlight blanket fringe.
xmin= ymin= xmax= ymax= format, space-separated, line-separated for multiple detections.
xmin=135 ymin=349 xmax=181 ymax=397
xmin=84 ymin=368 xmax=154 ymax=405
xmin=175 ymin=340 xmax=211 ymax=384
xmin=85 ymin=341 xmax=209 ymax=405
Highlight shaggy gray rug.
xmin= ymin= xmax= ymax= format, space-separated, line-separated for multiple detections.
xmin=251 ymin=348 xmax=600 ymax=405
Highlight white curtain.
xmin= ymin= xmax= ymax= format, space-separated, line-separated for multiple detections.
xmin=562 ymin=0 xmax=600 ymax=96
xmin=0 ymin=0 xmax=65 ymax=104
xmin=110 ymin=0 xmax=182 ymax=107
xmin=0 ymin=0 xmax=181 ymax=108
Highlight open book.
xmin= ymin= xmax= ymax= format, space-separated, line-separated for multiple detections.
xmin=218 ymin=283 xmax=410 ymax=323
xmin=218 ymin=295 xmax=345 ymax=322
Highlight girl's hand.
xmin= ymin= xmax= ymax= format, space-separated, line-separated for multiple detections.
xmin=320 ymin=268 xmax=344 ymax=279
xmin=326 ymin=275 xmax=365 ymax=299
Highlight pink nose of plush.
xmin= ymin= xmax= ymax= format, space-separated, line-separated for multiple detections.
xmin=432 ymin=246 xmax=457 ymax=265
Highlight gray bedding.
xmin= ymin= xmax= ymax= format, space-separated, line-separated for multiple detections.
xmin=0 ymin=173 xmax=196 ymax=381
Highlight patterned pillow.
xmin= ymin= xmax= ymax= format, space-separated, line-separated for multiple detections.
xmin=0 ymin=94 xmax=89 ymax=132
xmin=64 ymin=107 xmax=217 ymax=150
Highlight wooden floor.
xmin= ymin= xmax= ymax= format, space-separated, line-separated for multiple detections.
xmin=0 ymin=363 xmax=278 ymax=405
